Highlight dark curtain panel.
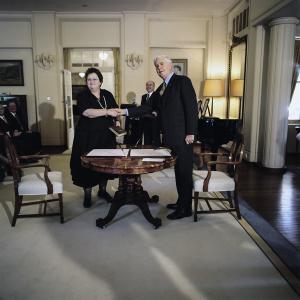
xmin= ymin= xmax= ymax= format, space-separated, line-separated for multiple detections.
xmin=291 ymin=40 xmax=300 ymax=99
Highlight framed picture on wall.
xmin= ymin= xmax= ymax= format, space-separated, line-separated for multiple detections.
xmin=172 ymin=59 xmax=188 ymax=76
xmin=0 ymin=60 xmax=24 ymax=86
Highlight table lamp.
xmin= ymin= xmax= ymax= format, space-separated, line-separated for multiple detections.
xmin=230 ymin=79 xmax=244 ymax=118
xmin=203 ymin=79 xmax=225 ymax=116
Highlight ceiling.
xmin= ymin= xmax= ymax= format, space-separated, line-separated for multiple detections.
xmin=0 ymin=0 xmax=238 ymax=15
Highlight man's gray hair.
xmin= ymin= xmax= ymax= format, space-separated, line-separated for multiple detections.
xmin=153 ymin=55 xmax=173 ymax=65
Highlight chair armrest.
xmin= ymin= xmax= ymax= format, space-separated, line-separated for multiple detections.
xmin=18 ymin=154 xmax=50 ymax=160
xmin=19 ymin=155 xmax=51 ymax=171
xmin=207 ymin=160 xmax=240 ymax=166
xmin=21 ymin=163 xmax=49 ymax=169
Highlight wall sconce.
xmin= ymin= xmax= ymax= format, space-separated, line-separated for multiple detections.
xmin=35 ymin=53 xmax=55 ymax=70
xmin=230 ymin=79 xmax=244 ymax=119
xmin=125 ymin=53 xmax=143 ymax=70
xmin=202 ymin=79 xmax=225 ymax=116
xmin=79 ymin=72 xmax=85 ymax=78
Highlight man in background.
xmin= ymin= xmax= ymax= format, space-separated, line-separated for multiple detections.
xmin=140 ymin=80 xmax=161 ymax=146
xmin=5 ymin=101 xmax=41 ymax=155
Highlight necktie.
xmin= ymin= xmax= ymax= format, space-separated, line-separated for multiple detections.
xmin=146 ymin=93 xmax=150 ymax=102
xmin=159 ymin=82 xmax=167 ymax=96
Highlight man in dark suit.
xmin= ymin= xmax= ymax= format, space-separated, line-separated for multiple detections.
xmin=0 ymin=104 xmax=13 ymax=136
xmin=140 ymin=80 xmax=161 ymax=146
xmin=5 ymin=101 xmax=41 ymax=155
xmin=118 ymin=55 xmax=198 ymax=220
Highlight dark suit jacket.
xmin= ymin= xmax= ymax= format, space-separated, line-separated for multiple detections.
xmin=0 ymin=117 xmax=13 ymax=134
xmin=141 ymin=93 xmax=155 ymax=118
xmin=5 ymin=111 xmax=24 ymax=131
xmin=129 ymin=74 xmax=198 ymax=146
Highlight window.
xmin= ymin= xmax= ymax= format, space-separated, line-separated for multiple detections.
xmin=288 ymin=72 xmax=300 ymax=120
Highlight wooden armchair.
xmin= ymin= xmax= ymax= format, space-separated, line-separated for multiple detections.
xmin=192 ymin=137 xmax=244 ymax=221
xmin=4 ymin=135 xmax=64 ymax=226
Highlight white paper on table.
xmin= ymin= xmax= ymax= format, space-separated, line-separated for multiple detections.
xmin=122 ymin=149 xmax=130 ymax=156
xmin=130 ymin=149 xmax=171 ymax=157
xmin=142 ymin=158 xmax=165 ymax=162
xmin=86 ymin=149 xmax=126 ymax=157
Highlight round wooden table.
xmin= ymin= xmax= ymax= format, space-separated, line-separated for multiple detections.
xmin=81 ymin=153 xmax=176 ymax=229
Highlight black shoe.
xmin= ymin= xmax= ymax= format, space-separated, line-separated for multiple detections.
xmin=166 ymin=203 xmax=178 ymax=210
xmin=97 ymin=190 xmax=113 ymax=202
xmin=167 ymin=209 xmax=192 ymax=220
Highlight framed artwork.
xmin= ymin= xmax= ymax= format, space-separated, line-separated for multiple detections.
xmin=172 ymin=59 xmax=188 ymax=76
xmin=0 ymin=60 xmax=24 ymax=86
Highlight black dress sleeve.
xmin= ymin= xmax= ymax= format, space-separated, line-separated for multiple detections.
xmin=102 ymin=90 xmax=119 ymax=109
xmin=77 ymin=90 xmax=91 ymax=115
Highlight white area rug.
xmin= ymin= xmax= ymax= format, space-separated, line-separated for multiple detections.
xmin=0 ymin=155 xmax=298 ymax=300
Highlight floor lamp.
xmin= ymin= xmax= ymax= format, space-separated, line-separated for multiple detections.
xmin=230 ymin=79 xmax=244 ymax=119
xmin=203 ymin=79 xmax=225 ymax=116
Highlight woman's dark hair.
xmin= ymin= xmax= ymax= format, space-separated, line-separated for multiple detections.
xmin=85 ymin=67 xmax=103 ymax=83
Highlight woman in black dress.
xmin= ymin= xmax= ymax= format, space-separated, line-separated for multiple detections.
xmin=70 ymin=68 xmax=119 ymax=207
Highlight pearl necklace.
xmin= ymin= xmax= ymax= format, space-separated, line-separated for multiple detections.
xmin=96 ymin=95 xmax=107 ymax=110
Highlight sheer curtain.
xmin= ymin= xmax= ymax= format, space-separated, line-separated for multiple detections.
xmin=113 ymin=48 xmax=121 ymax=105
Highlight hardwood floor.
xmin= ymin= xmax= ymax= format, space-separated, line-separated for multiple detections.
xmin=238 ymin=154 xmax=300 ymax=250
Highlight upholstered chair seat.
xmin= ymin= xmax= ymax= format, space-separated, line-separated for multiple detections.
xmin=193 ymin=170 xmax=235 ymax=192
xmin=192 ymin=136 xmax=244 ymax=222
xmin=4 ymin=135 xmax=64 ymax=226
xmin=18 ymin=171 xmax=63 ymax=195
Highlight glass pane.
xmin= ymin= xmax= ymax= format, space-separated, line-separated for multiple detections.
xmin=288 ymin=73 xmax=300 ymax=120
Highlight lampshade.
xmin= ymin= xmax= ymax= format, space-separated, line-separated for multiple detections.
xmin=203 ymin=79 xmax=225 ymax=97
xmin=231 ymin=79 xmax=244 ymax=97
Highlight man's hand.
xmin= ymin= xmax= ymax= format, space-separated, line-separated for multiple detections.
xmin=185 ymin=134 xmax=194 ymax=144
xmin=115 ymin=108 xmax=126 ymax=116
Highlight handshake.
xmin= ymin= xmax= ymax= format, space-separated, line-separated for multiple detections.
xmin=106 ymin=108 xmax=158 ymax=118
xmin=106 ymin=108 xmax=126 ymax=117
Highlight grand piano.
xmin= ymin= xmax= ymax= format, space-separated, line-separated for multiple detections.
xmin=197 ymin=117 xmax=242 ymax=151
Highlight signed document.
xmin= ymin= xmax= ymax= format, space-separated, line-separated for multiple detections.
xmin=86 ymin=148 xmax=171 ymax=157
xmin=130 ymin=149 xmax=171 ymax=157
xmin=86 ymin=149 xmax=126 ymax=157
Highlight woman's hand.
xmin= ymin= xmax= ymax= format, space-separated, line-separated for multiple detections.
xmin=106 ymin=108 xmax=119 ymax=117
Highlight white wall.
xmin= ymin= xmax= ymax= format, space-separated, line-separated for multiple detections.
xmin=32 ymin=13 xmax=64 ymax=145
xmin=0 ymin=20 xmax=32 ymax=47
xmin=0 ymin=11 xmax=228 ymax=145
xmin=60 ymin=19 xmax=121 ymax=48
xmin=0 ymin=48 xmax=36 ymax=128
